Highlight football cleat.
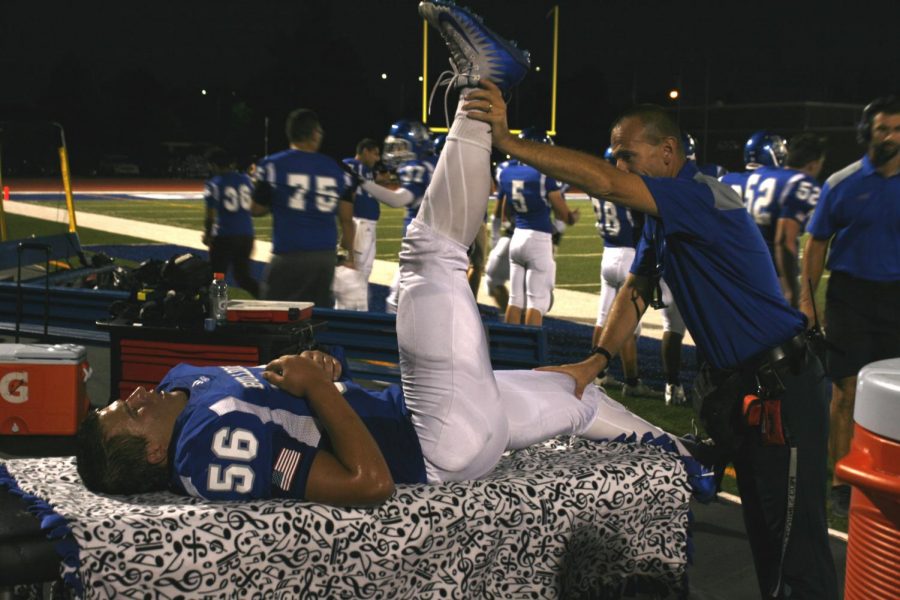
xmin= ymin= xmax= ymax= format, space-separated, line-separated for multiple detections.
xmin=665 ymin=383 xmax=687 ymax=406
xmin=622 ymin=379 xmax=664 ymax=399
xmin=418 ymin=0 xmax=531 ymax=94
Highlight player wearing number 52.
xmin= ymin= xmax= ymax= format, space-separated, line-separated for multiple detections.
xmin=249 ymin=108 xmax=356 ymax=307
xmin=719 ymin=131 xmax=824 ymax=307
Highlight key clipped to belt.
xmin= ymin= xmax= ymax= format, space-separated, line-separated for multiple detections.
xmin=743 ymin=368 xmax=787 ymax=446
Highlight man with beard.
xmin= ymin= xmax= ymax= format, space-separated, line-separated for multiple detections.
xmin=800 ymin=95 xmax=900 ymax=518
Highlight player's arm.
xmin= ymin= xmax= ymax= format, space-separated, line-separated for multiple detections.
xmin=548 ymin=190 xmax=580 ymax=226
xmin=799 ymin=235 xmax=830 ymax=327
xmin=264 ymin=354 xmax=394 ymax=506
xmin=359 ymin=179 xmax=414 ymax=208
xmin=203 ymin=206 xmax=216 ymax=246
xmin=774 ymin=218 xmax=802 ymax=307
xmin=250 ymin=180 xmax=273 ymax=216
xmin=465 ymin=81 xmax=658 ymax=217
xmin=337 ymin=199 xmax=356 ymax=268
xmin=538 ymin=273 xmax=653 ymax=396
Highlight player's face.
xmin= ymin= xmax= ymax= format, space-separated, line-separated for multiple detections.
xmin=360 ymin=147 xmax=381 ymax=168
xmin=610 ymin=117 xmax=669 ymax=177
xmin=96 ymin=387 xmax=188 ymax=459
xmin=869 ymin=112 xmax=900 ymax=167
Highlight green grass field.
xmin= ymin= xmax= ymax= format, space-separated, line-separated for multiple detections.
xmin=9 ymin=196 xmax=844 ymax=530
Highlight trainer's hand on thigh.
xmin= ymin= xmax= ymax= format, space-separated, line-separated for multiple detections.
xmin=535 ymin=359 xmax=601 ymax=399
xmin=463 ymin=80 xmax=514 ymax=150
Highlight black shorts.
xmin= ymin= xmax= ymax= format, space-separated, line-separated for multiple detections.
xmin=824 ymin=271 xmax=900 ymax=380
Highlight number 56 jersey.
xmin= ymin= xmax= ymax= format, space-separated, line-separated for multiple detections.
xmin=162 ymin=364 xmax=426 ymax=501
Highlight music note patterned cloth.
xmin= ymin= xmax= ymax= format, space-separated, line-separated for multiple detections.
xmin=1 ymin=438 xmax=691 ymax=599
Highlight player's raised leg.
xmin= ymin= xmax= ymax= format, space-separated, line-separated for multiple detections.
xmin=397 ymin=1 xmax=529 ymax=483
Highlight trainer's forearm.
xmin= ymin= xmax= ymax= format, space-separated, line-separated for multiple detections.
xmin=595 ymin=274 xmax=653 ymax=363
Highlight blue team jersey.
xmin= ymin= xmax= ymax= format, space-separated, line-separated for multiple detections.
xmin=633 ymin=162 xmax=805 ymax=369
xmin=496 ymin=159 xmax=560 ymax=234
xmin=164 ymin=364 xmax=426 ymax=501
xmin=590 ymin=195 xmax=641 ymax=248
xmin=396 ymin=156 xmax=436 ymax=232
xmin=806 ymin=155 xmax=900 ymax=281
xmin=720 ymin=166 xmax=819 ymax=251
xmin=343 ymin=157 xmax=380 ymax=221
xmin=204 ymin=171 xmax=254 ymax=237
xmin=254 ymin=149 xmax=351 ymax=254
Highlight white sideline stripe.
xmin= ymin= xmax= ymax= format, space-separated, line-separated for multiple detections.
xmin=4 ymin=197 xmax=692 ymax=344
xmin=714 ymin=491 xmax=848 ymax=542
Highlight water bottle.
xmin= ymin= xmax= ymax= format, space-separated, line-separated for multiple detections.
xmin=210 ymin=272 xmax=229 ymax=325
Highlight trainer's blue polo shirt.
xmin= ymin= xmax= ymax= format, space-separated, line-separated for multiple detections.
xmin=806 ymin=155 xmax=900 ymax=282
xmin=632 ymin=161 xmax=805 ymax=369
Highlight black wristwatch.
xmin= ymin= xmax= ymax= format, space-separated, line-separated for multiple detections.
xmin=590 ymin=345 xmax=612 ymax=377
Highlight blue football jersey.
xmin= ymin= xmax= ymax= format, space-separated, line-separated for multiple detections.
xmin=634 ymin=161 xmax=805 ymax=369
xmin=396 ymin=156 xmax=436 ymax=233
xmin=204 ymin=171 xmax=254 ymax=237
xmin=254 ymin=149 xmax=352 ymax=254
xmin=343 ymin=157 xmax=380 ymax=221
xmin=164 ymin=364 xmax=426 ymax=501
xmin=722 ymin=167 xmax=819 ymax=250
xmin=590 ymin=195 xmax=640 ymax=248
xmin=496 ymin=159 xmax=560 ymax=234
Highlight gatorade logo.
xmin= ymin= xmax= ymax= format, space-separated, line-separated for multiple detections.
xmin=0 ymin=371 xmax=29 ymax=404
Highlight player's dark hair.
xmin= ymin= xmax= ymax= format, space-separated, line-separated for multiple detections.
xmin=613 ymin=104 xmax=685 ymax=156
xmin=285 ymin=109 xmax=321 ymax=144
xmin=75 ymin=410 xmax=170 ymax=495
xmin=356 ymin=138 xmax=379 ymax=155
xmin=785 ymin=133 xmax=827 ymax=168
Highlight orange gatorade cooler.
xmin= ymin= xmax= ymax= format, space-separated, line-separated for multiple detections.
xmin=836 ymin=358 xmax=900 ymax=600
xmin=0 ymin=344 xmax=91 ymax=436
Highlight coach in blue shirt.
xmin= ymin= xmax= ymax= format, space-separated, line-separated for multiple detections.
xmin=800 ymin=96 xmax=900 ymax=518
xmin=467 ymin=82 xmax=837 ymax=599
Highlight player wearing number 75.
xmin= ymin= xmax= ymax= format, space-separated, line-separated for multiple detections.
xmin=248 ymin=108 xmax=356 ymax=307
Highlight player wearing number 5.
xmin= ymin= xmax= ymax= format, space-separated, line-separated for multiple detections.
xmin=498 ymin=127 xmax=579 ymax=326
xmin=202 ymin=151 xmax=259 ymax=298
xmin=720 ymin=131 xmax=823 ymax=307
xmin=250 ymin=108 xmax=355 ymax=307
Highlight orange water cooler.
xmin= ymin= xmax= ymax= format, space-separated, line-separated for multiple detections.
xmin=835 ymin=358 xmax=900 ymax=600
xmin=0 ymin=344 xmax=90 ymax=435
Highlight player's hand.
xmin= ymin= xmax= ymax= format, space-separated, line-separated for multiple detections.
xmin=263 ymin=353 xmax=334 ymax=397
xmin=567 ymin=208 xmax=581 ymax=226
xmin=535 ymin=356 xmax=607 ymax=399
xmin=462 ymin=80 xmax=514 ymax=150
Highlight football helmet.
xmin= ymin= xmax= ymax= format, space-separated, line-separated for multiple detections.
xmin=603 ymin=146 xmax=615 ymax=165
xmin=431 ymin=133 xmax=447 ymax=156
xmin=743 ymin=131 xmax=787 ymax=167
xmin=682 ymin=132 xmax=697 ymax=161
xmin=383 ymin=119 xmax=433 ymax=167
xmin=518 ymin=126 xmax=553 ymax=145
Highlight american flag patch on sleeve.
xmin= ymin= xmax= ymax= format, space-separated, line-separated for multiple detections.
xmin=272 ymin=448 xmax=302 ymax=491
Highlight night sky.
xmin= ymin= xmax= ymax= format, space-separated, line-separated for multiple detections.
xmin=2 ymin=0 xmax=898 ymax=175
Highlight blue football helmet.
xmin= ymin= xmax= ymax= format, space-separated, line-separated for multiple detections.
xmin=518 ymin=126 xmax=554 ymax=145
xmin=383 ymin=119 xmax=432 ymax=167
xmin=603 ymin=146 xmax=616 ymax=165
xmin=431 ymin=133 xmax=447 ymax=156
xmin=743 ymin=131 xmax=787 ymax=167
xmin=682 ymin=132 xmax=697 ymax=161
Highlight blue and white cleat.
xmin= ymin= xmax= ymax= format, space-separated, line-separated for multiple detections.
xmin=418 ymin=0 xmax=531 ymax=94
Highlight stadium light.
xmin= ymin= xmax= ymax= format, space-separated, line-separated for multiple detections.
xmin=668 ymin=89 xmax=680 ymax=100
xmin=201 ymin=89 xmax=207 ymax=96
xmin=381 ymin=73 xmax=388 ymax=80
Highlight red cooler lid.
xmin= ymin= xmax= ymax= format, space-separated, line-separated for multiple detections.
xmin=855 ymin=358 xmax=900 ymax=442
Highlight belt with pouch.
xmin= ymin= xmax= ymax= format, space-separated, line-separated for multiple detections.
xmin=743 ymin=331 xmax=810 ymax=397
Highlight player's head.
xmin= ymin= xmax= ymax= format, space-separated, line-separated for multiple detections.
xmin=518 ymin=126 xmax=554 ymax=145
xmin=431 ymin=133 xmax=447 ymax=156
xmin=682 ymin=132 xmax=697 ymax=162
xmin=76 ymin=387 xmax=187 ymax=494
xmin=382 ymin=119 xmax=432 ymax=167
xmin=743 ymin=131 xmax=787 ymax=168
xmin=785 ymin=133 xmax=827 ymax=178
xmin=610 ymin=104 xmax=685 ymax=177
xmin=355 ymin=138 xmax=381 ymax=168
xmin=285 ymin=109 xmax=324 ymax=150
xmin=858 ymin=96 xmax=900 ymax=166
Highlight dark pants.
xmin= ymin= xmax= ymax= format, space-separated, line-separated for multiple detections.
xmin=730 ymin=350 xmax=837 ymax=599
xmin=263 ymin=249 xmax=336 ymax=307
xmin=209 ymin=235 xmax=259 ymax=298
